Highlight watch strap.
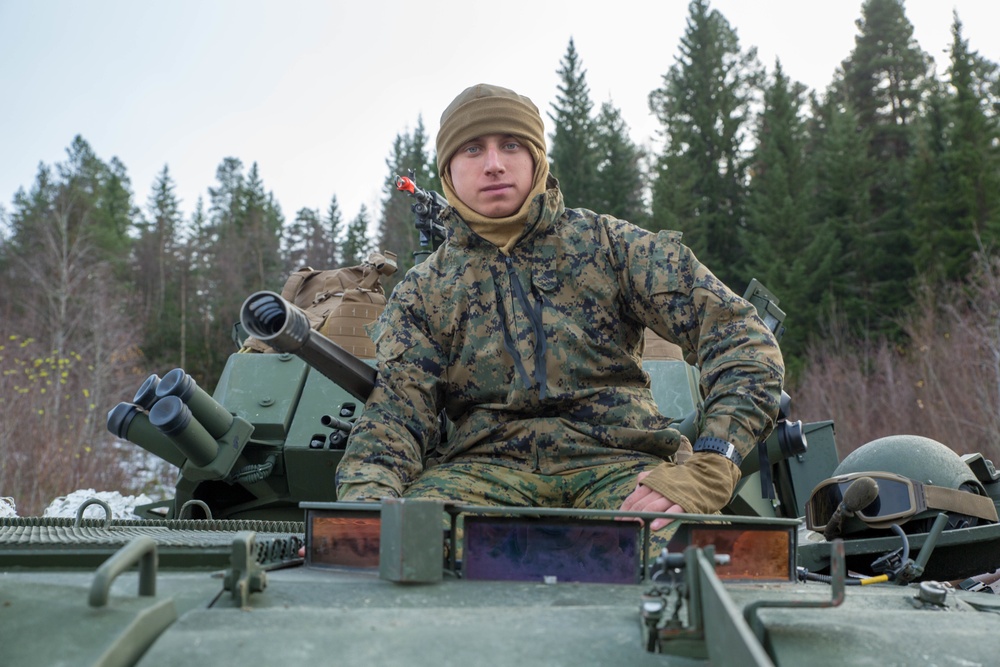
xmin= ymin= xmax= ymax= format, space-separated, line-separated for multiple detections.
xmin=692 ymin=436 xmax=743 ymax=468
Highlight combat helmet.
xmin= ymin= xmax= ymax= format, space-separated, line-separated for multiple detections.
xmin=805 ymin=434 xmax=998 ymax=537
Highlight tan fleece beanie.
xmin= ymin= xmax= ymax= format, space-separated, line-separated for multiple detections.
xmin=437 ymin=84 xmax=550 ymax=251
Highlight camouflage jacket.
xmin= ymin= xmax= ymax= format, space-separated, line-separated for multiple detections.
xmin=336 ymin=188 xmax=784 ymax=500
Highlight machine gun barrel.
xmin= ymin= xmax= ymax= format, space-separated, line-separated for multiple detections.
xmin=240 ymin=291 xmax=377 ymax=402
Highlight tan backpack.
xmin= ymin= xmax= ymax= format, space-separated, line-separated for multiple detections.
xmin=242 ymin=251 xmax=397 ymax=359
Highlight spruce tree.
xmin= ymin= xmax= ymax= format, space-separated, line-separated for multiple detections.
xmin=140 ymin=166 xmax=181 ymax=313
xmin=912 ymin=15 xmax=1000 ymax=283
xmin=241 ymin=162 xmax=284 ymax=290
xmin=183 ymin=197 xmax=214 ymax=378
xmin=208 ymin=157 xmax=244 ymax=233
xmin=343 ymin=204 xmax=372 ymax=267
xmin=548 ymin=38 xmax=598 ymax=208
xmin=200 ymin=158 xmax=248 ymax=377
xmin=648 ymin=0 xmax=762 ymax=289
xmin=284 ymin=207 xmax=322 ymax=271
xmin=322 ymin=195 xmax=343 ymax=268
xmin=283 ymin=196 xmax=342 ymax=272
xmin=592 ymin=100 xmax=648 ymax=225
xmin=133 ymin=165 xmax=185 ymax=369
xmin=175 ymin=197 xmax=208 ymax=372
xmin=744 ymin=61 xmax=811 ymax=359
xmin=806 ymin=96 xmax=874 ymax=339
xmin=201 ymin=158 xmax=285 ymax=379
xmin=4 ymin=137 xmax=138 ymax=351
xmin=376 ymin=117 xmax=438 ymax=285
xmin=835 ymin=0 xmax=930 ymax=335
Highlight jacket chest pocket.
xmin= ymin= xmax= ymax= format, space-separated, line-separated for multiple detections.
xmin=531 ymin=257 xmax=621 ymax=348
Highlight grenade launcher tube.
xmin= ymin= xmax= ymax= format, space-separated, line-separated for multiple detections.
xmin=240 ymin=291 xmax=377 ymax=402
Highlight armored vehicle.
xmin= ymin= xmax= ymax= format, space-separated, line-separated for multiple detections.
xmin=2 ymin=182 xmax=999 ymax=666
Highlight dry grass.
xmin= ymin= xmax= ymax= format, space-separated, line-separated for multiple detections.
xmin=790 ymin=255 xmax=1000 ymax=466
xmin=0 ymin=335 xmax=157 ymax=516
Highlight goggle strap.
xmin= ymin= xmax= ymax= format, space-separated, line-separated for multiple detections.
xmin=922 ymin=485 xmax=999 ymax=523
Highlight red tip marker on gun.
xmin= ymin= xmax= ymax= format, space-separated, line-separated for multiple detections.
xmin=394 ymin=173 xmax=448 ymax=255
xmin=395 ymin=175 xmax=417 ymax=195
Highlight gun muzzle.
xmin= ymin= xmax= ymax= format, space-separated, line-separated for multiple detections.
xmin=240 ymin=291 xmax=377 ymax=402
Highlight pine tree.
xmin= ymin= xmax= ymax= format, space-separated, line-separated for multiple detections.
xmin=548 ymin=38 xmax=598 ymax=208
xmin=592 ymin=100 xmax=648 ymax=225
xmin=648 ymin=0 xmax=763 ymax=289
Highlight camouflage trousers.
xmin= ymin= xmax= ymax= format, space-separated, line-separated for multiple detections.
xmin=402 ymin=456 xmax=681 ymax=551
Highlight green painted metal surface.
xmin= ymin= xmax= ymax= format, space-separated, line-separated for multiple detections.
xmin=3 ymin=281 xmax=998 ymax=666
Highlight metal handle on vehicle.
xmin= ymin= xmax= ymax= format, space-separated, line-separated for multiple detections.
xmin=75 ymin=497 xmax=113 ymax=528
xmin=89 ymin=536 xmax=159 ymax=607
xmin=178 ymin=499 xmax=213 ymax=520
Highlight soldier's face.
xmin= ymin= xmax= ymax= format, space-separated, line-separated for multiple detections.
xmin=448 ymin=134 xmax=535 ymax=218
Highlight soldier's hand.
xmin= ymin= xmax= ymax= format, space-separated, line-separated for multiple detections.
xmin=619 ymin=470 xmax=685 ymax=531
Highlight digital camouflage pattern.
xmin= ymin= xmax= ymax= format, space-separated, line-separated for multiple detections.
xmin=336 ymin=187 xmax=784 ymax=512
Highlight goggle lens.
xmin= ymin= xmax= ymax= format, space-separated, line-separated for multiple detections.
xmin=807 ymin=474 xmax=918 ymax=528
xmin=856 ymin=477 xmax=911 ymax=519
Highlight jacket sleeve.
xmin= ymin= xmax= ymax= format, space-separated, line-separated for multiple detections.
xmin=608 ymin=221 xmax=785 ymax=509
xmin=335 ymin=274 xmax=445 ymax=500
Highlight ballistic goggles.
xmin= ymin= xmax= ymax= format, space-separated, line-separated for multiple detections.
xmin=806 ymin=471 xmax=998 ymax=531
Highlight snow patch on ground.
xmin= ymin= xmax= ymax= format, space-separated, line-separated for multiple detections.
xmin=0 ymin=497 xmax=17 ymax=518
xmin=42 ymin=489 xmax=156 ymax=520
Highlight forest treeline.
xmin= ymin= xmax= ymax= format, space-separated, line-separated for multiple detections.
xmin=2 ymin=0 xmax=1000 ymax=514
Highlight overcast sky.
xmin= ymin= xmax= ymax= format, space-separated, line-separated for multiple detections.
xmin=2 ymin=0 xmax=998 ymax=233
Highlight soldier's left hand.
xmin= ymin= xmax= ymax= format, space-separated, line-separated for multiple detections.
xmin=619 ymin=470 xmax=685 ymax=531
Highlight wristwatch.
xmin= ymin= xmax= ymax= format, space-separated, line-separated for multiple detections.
xmin=692 ymin=436 xmax=743 ymax=467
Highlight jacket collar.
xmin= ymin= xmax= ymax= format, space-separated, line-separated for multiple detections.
xmin=443 ymin=183 xmax=565 ymax=252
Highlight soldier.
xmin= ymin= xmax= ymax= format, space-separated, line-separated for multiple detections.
xmin=336 ymin=83 xmax=784 ymax=532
